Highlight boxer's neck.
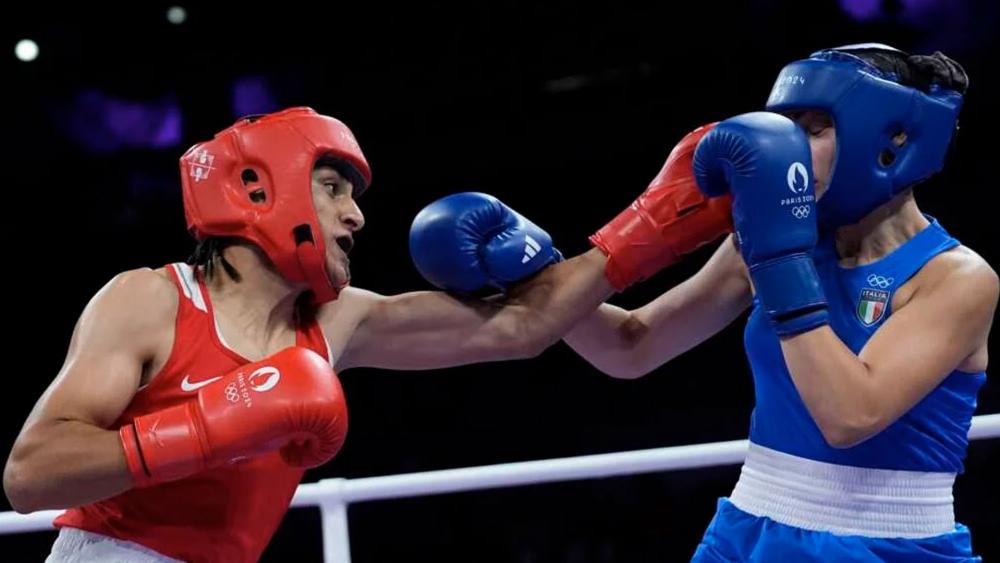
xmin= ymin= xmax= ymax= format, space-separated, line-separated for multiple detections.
xmin=833 ymin=192 xmax=930 ymax=268
xmin=203 ymin=244 xmax=304 ymax=339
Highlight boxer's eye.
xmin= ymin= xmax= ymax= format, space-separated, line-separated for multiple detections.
xmin=325 ymin=182 xmax=350 ymax=198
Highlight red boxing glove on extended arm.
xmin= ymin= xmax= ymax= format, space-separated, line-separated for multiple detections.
xmin=590 ymin=123 xmax=733 ymax=290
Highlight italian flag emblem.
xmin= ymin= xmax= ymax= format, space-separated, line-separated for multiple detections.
xmin=857 ymin=288 xmax=889 ymax=326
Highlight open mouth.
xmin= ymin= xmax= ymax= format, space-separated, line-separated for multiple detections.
xmin=335 ymin=235 xmax=354 ymax=255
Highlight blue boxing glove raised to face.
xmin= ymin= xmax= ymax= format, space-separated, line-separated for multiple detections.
xmin=693 ymin=112 xmax=828 ymax=336
xmin=408 ymin=192 xmax=562 ymax=294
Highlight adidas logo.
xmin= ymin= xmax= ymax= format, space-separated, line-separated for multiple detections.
xmin=522 ymin=235 xmax=542 ymax=264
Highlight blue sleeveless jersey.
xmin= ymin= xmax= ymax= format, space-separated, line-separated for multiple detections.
xmin=744 ymin=217 xmax=986 ymax=471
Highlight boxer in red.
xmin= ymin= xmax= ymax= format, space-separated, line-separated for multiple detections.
xmin=4 ymin=108 xmax=730 ymax=562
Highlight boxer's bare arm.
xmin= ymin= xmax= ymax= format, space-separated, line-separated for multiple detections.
xmin=564 ymin=236 xmax=752 ymax=378
xmin=4 ymin=269 xmax=177 ymax=512
xmin=327 ymin=249 xmax=615 ymax=370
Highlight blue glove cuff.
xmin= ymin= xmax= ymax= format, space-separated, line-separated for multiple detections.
xmin=750 ymin=253 xmax=829 ymax=336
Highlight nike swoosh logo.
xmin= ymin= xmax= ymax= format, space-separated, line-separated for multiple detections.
xmin=180 ymin=375 xmax=223 ymax=392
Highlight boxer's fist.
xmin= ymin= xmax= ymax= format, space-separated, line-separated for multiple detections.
xmin=409 ymin=192 xmax=561 ymax=293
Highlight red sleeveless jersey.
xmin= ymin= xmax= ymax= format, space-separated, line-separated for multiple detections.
xmin=55 ymin=263 xmax=333 ymax=563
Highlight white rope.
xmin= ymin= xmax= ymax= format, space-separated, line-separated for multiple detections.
xmin=3 ymin=413 xmax=998 ymax=536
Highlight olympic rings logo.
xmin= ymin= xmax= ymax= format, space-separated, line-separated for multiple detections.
xmin=791 ymin=206 xmax=810 ymax=219
xmin=225 ymin=383 xmax=240 ymax=403
xmin=867 ymin=274 xmax=894 ymax=289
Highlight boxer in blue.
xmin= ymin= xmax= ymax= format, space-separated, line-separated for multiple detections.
xmin=562 ymin=44 xmax=996 ymax=561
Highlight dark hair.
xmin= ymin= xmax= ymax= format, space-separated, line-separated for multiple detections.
xmin=187 ymin=237 xmax=242 ymax=282
xmin=839 ymin=46 xmax=969 ymax=94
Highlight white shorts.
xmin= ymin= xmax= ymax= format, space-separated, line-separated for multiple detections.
xmin=46 ymin=527 xmax=183 ymax=563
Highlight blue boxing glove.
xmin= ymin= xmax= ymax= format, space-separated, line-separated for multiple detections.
xmin=693 ymin=112 xmax=828 ymax=336
xmin=409 ymin=192 xmax=562 ymax=294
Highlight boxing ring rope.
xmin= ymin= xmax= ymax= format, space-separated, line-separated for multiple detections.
xmin=2 ymin=413 xmax=999 ymax=562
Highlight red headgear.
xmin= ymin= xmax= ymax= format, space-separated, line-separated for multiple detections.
xmin=180 ymin=107 xmax=371 ymax=303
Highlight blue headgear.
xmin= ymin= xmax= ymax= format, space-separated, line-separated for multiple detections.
xmin=765 ymin=44 xmax=963 ymax=229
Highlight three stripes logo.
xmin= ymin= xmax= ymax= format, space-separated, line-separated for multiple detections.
xmin=522 ymin=235 xmax=542 ymax=264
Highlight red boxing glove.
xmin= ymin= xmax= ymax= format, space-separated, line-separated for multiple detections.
xmin=590 ymin=123 xmax=733 ymax=290
xmin=120 ymin=347 xmax=348 ymax=487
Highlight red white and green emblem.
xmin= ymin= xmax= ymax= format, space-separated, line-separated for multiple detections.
xmin=857 ymin=288 xmax=889 ymax=326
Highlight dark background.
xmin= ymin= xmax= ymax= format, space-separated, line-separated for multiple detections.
xmin=4 ymin=1 xmax=999 ymax=561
